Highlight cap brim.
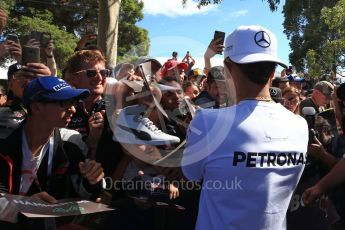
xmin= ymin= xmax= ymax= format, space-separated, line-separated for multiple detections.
xmin=230 ymin=53 xmax=287 ymax=68
xmin=167 ymin=63 xmax=178 ymax=71
xmin=43 ymin=88 xmax=90 ymax=102
xmin=177 ymin=62 xmax=189 ymax=70
xmin=135 ymin=57 xmax=162 ymax=68
xmin=156 ymin=83 xmax=181 ymax=92
xmin=135 ymin=57 xmax=162 ymax=76
xmin=121 ymin=79 xmax=144 ymax=93
xmin=293 ymin=79 xmax=305 ymax=82
xmin=167 ymin=62 xmax=189 ymax=71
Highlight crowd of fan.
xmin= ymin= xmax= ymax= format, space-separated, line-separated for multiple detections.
xmin=2 ymin=6 xmax=345 ymax=230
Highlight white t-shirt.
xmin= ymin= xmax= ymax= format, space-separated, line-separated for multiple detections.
xmin=19 ymin=128 xmax=88 ymax=195
xmin=20 ymin=130 xmax=51 ymax=195
xmin=182 ymin=100 xmax=308 ymax=230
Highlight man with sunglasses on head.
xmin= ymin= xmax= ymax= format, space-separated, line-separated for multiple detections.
xmin=0 ymin=77 xmax=104 ymax=229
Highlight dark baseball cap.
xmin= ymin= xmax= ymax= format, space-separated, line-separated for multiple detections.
xmin=134 ymin=56 xmax=162 ymax=69
xmin=274 ymin=77 xmax=289 ymax=82
xmin=269 ymin=87 xmax=282 ymax=102
xmin=7 ymin=63 xmax=21 ymax=80
xmin=288 ymin=74 xmax=305 ymax=82
xmin=207 ymin=66 xmax=224 ymax=83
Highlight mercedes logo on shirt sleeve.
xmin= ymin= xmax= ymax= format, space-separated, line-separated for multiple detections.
xmin=254 ymin=31 xmax=271 ymax=48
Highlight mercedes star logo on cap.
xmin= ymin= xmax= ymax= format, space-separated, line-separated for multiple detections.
xmin=254 ymin=31 xmax=271 ymax=48
xmin=269 ymin=87 xmax=278 ymax=96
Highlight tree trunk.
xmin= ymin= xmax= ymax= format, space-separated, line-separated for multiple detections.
xmin=98 ymin=0 xmax=121 ymax=68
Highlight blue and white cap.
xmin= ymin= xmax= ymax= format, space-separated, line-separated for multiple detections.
xmin=22 ymin=76 xmax=90 ymax=107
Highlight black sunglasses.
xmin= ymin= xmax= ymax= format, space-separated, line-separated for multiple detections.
xmin=42 ymin=99 xmax=78 ymax=109
xmin=74 ymin=69 xmax=111 ymax=78
xmin=57 ymin=100 xmax=79 ymax=108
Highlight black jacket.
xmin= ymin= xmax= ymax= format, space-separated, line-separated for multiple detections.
xmin=0 ymin=125 xmax=102 ymax=229
xmin=0 ymin=103 xmax=26 ymax=140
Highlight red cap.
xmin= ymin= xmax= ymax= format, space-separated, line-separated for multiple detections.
xmin=161 ymin=60 xmax=188 ymax=77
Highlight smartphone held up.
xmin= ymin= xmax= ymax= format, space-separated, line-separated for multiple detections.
xmin=21 ymin=46 xmax=40 ymax=65
xmin=213 ymin=30 xmax=225 ymax=55
xmin=84 ymin=22 xmax=97 ymax=35
xmin=30 ymin=31 xmax=51 ymax=48
xmin=6 ymin=34 xmax=19 ymax=43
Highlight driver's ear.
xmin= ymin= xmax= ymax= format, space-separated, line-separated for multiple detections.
xmin=224 ymin=58 xmax=232 ymax=73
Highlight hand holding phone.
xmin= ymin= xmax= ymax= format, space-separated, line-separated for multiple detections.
xmin=6 ymin=34 xmax=19 ymax=43
xmin=213 ymin=30 xmax=225 ymax=54
xmin=214 ymin=30 xmax=225 ymax=44
xmin=40 ymin=33 xmax=51 ymax=48
xmin=30 ymin=31 xmax=51 ymax=48
xmin=21 ymin=46 xmax=40 ymax=65
xmin=85 ymin=23 xmax=96 ymax=35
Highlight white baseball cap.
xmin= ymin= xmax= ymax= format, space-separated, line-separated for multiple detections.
xmin=224 ymin=25 xmax=287 ymax=68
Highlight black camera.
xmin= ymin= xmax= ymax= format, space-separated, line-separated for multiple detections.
xmin=302 ymin=107 xmax=317 ymax=144
xmin=337 ymin=83 xmax=345 ymax=112
xmin=309 ymin=128 xmax=317 ymax=144
xmin=125 ymin=176 xmax=170 ymax=203
xmin=337 ymin=83 xmax=345 ymax=101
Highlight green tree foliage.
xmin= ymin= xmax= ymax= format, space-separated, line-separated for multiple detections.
xmin=306 ymin=49 xmax=322 ymax=78
xmin=321 ymin=0 xmax=345 ymax=77
xmin=1 ymin=0 xmax=149 ymax=70
xmin=282 ymin=0 xmax=338 ymax=76
xmin=182 ymin=0 xmax=282 ymax=11
xmin=0 ymin=0 xmax=11 ymax=10
xmin=6 ymin=8 xmax=77 ymax=69
xmin=117 ymin=0 xmax=149 ymax=63
xmin=8 ymin=0 xmax=98 ymax=34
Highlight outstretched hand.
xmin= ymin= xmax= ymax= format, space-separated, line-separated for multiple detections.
xmin=302 ymin=185 xmax=323 ymax=207
xmin=204 ymin=38 xmax=224 ymax=59
xmin=307 ymin=136 xmax=325 ymax=158
xmin=15 ymin=63 xmax=52 ymax=79
xmin=88 ymin=109 xmax=106 ymax=142
xmin=79 ymin=159 xmax=104 ymax=185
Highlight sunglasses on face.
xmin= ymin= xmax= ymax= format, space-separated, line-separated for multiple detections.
xmin=74 ymin=69 xmax=111 ymax=78
xmin=284 ymin=97 xmax=298 ymax=104
xmin=57 ymin=100 xmax=79 ymax=108
xmin=43 ymin=99 xmax=78 ymax=109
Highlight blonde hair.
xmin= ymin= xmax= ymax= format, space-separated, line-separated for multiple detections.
xmin=65 ymin=50 xmax=106 ymax=73
xmin=282 ymin=86 xmax=301 ymax=114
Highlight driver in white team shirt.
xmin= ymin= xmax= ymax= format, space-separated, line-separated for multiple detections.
xmin=182 ymin=25 xmax=308 ymax=230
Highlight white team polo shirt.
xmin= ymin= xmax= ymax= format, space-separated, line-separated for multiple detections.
xmin=183 ymin=100 xmax=308 ymax=230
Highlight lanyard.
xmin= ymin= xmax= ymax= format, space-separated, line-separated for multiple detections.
xmin=21 ymin=130 xmax=55 ymax=192
xmin=47 ymin=135 xmax=54 ymax=177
